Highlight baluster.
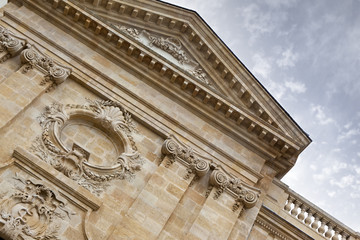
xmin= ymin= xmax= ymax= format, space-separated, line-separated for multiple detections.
xmin=341 ymin=231 xmax=350 ymax=240
xmin=291 ymin=200 xmax=301 ymax=217
xmin=304 ymin=209 xmax=314 ymax=226
xmin=284 ymin=195 xmax=295 ymax=212
xmin=318 ymin=218 xmax=328 ymax=235
xmin=325 ymin=222 xmax=335 ymax=239
xmin=297 ymin=204 xmax=308 ymax=222
xmin=331 ymin=227 xmax=341 ymax=240
xmin=311 ymin=213 xmax=320 ymax=230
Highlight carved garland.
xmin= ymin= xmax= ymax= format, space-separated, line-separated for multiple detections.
xmin=0 ymin=26 xmax=27 ymax=62
xmin=161 ymin=135 xmax=260 ymax=211
xmin=31 ymin=99 xmax=143 ymax=195
xmin=0 ymin=175 xmax=74 ymax=240
xmin=20 ymin=45 xmax=72 ymax=91
xmin=112 ymin=24 xmax=212 ymax=86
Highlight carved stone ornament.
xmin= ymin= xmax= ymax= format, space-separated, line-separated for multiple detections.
xmin=20 ymin=45 xmax=72 ymax=90
xmin=112 ymin=24 xmax=212 ymax=86
xmin=30 ymin=99 xmax=143 ymax=195
xmin=0 ymin=175 xmax=74 ymax=240
xmin=162 ymin=135 xmax=260 ymax=210
xmin=0 ymin=25 xmax=27 ymax=62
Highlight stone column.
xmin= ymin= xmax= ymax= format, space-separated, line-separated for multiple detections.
xmin=228 ymin=164 xmax=277 ymax=240
xmin=109 ymin=157 xmax=195 ymax=239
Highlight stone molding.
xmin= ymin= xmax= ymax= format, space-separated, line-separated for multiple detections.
xmin=162 ymin=135 xmax=260 ymax=210
xmin=21 ymin=0 xmax=309 ymax=177
xmin=30 ymin=99 xmax=143 ymax=195
xmin=0 ymin=175 xmax=74 ymax=240
xmin=255 ymin=206 xmax=315 ymax=240
xmin=0 ymin=25 xmax=27 ymax=62
xmin=20 ymin=44 xmax=72 ymax=90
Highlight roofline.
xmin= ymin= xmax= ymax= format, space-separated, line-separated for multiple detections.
xmin=155 ymin=0 xmax=311 ymax=143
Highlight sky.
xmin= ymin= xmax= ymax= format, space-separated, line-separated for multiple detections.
xmin=163 ymin=0 xmax=360 ymax=231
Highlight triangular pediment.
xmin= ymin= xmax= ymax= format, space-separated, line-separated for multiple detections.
xmin=27 ymin=0 xmax=311 ymax=177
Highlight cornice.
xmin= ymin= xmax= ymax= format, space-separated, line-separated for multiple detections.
xmin=18 ymin=0 xmax=305 ymax=177
xmin=72 ymin=0 xmax=311 ymax=146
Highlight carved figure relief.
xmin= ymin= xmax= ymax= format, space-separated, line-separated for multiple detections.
xmin=20 ymin=45 xmax=72 ymax=91
xmin=162 ymin=135 xmax=260 ymax=211
xmin=112 ymin=24 xmax=213 ymax=87
xmin=31 ymin=99 xmax=143 ymax=195
xmin=0 ymin=25 xmax=27 ymax=62
xmin=0 ymin=175 xmax=74 ymax=240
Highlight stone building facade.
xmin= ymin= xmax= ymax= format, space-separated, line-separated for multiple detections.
xmin=0 ymin=0 xmax=358 ymax=239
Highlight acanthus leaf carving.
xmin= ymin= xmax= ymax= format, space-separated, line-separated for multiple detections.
xmin=0 ymin=25 xmax=27 ymax=62
xmin=30 ymin=99 xmax=143 ymax=195
xmin=162 ymin=135 xmax=260 ymax=211
xmin=0 ymin=175 xmax=74 ymax=240
xmin=20 ymin=45 xmax=72 ymax=91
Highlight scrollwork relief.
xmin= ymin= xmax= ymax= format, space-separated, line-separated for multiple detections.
xmin=30 ymin=99 xmax=143 ymax=195
xmin=20 ymin=45 xmax=72 ymax=91
xmin=0 ymin=175 xmax=74 ymax=240
xmin=161 ymin=135 xmax=260 ymax=211
xmin=0 ymin=25 xmax=26 ymax=62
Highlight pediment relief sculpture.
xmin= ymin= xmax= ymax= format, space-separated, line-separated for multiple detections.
xmin=30 ymin=99 xmax=143 ymax=195
xmin=161 ymin=135 xmax=260 ymax=211
xmin=112 ymin=24 xmax=213 ymax=87
xmin=0 ymin=175 xmax=74 ymax=240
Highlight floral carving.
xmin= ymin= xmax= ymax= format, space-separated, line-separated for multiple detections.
xmin=31 ymin=99 xmax=143 ymax=195
xmin=20 ymin=45 xmax=72 ymax=91
xmin=113 ymin=25 xmax=140 ymax=39
xmin=0 ymin=25 xmax=26 ymax=62
xmin=0 ymin=176 xmax=74 ymax=240
xmin=187 ymin=68 xmax=211 ymax=86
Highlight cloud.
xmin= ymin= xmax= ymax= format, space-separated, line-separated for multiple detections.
xmin=237 ymin=3 xmax=275 ymax=41
xmin=252 ymin=53 xmax=272 ymax=78
xmin=310 ymin=105 xmax=335 ymax=125
xmin=330 ymin=175 xmax=355 ymax=189
xmin=284 ymin=80 xmax=306 ymax=93
xmin=337 ymin=128 xmax=360 ymax=142
xmin=276 ymin=47 xmax=299 ymax=68
xmin=263 ymin=0 xmax=297 ymax=8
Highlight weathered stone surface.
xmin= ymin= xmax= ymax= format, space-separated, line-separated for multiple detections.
xmin=0 ymin=1 xmax=357 ymax=240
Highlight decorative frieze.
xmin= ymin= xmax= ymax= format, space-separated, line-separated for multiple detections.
xmin=30 ymin=99 xmax=143 ymax=195
xmin=0 ymin=175 xmax=74 ymax=240
xmin=0 ymin=25 xmax=27 ymax=62
xmin=161 ymin=135 xmax=260 ymax=211
xmin=20 ymin=45 xmax=72 ymax=90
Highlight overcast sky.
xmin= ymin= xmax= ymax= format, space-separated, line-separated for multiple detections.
xmin=163 ymin=0 xmax=360 ymax=231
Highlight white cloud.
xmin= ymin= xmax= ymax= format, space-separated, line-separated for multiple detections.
xmin=310 ymin=105 xmax=335 ymax=125
xmin=237 ymin=3 xmax=275 ymax=41
xmin=276 ymin=47 xmax=299 ymax=68
xmin=252 ymin=53 xmax=272 ymax=78
xmin=263 ymin=0 xmax=297 ymax=8
xmin=284 ymin=80 xmax=306 ymax=93
xmin=337 ymin=128 xmax=360 ymax=142
xmin=327 ymin=191 xmax=336 ymax=197
xmin=330 ymin=175 xmax=355 ymax=189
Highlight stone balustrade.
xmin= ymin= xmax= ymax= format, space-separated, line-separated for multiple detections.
xmin=283 ymin=189 xmax=360 ymax=240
